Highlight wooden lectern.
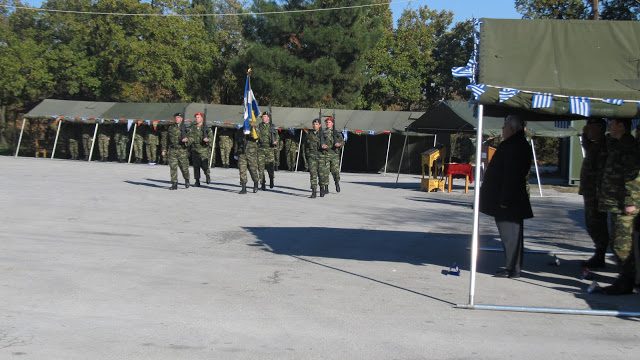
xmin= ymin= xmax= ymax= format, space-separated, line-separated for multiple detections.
xmin=421 ymin=148 xmax=446 ymax=192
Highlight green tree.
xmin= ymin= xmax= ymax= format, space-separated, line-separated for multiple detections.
xmin=515 ymin=0 xmax=590 ymax=19
xmin=601 ymin=0 xmax=640 ymax=20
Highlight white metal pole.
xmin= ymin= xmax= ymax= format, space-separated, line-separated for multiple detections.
xmin=468 ymin=104 xmax=484 ymax=306
xmin=455 ymin=304 xmax=640 ymax=317
xmin=339 ymin=138 xmax=345 ymax=172
xmin=530 ymin=138 xmax=543 ymax=197
xmin=209 ymin=126 xmax=218 ymax=168
xmin=128 ymin=123 xmax=137 ymax=164
xmin=394 ymin=132 xmax=409 ymax=187
xmin=433 ymin=134 xmax=437 ymax=147
xmin=14 ymin=117 xmax=26 ymax=158
xmin=295 ymin=130 xmax=303 ymax=172
xmin=88 ymin=123 xmax=99 ymax=162
xmin=51 ymin=119 xmax=62 ymax=159
xmin=383 ymin=133 xmax=391 ymax=175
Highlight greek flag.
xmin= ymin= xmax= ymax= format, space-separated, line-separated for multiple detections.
xmin=532 ymin=93 xmax=553 ymax=108
xmin=243 ymin=74 xmax=260 ymax=135
xmin=451 ymin=66 xmax=474 ymax=78
xmin=602 ymin=98 xmax=624 ymax=106
xmin=499 ymin=88 xmax=519 ymax=103
xmin=554 ymin=121 xmax=570 ymax=128
xmin=466 ymin=84 xmax=486 ymax=100
xmin=127 ymin=119 xmax=134 ymax=131
xmin=368 ymin=130 xmax=375 ymax=135
xmin=633 ymin=119 xmax=640 ymax=130
xmin=570 ymin=97 xmax=590 ymax=117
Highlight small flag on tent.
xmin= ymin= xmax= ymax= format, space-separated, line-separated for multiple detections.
xmin=342 ymin=130 xmax=348 ymax=142
xmin=602 ymin=98 xmax=624 ymax=106
xmin=145 ymin=120 xmax=151 ymax=125
xmin=532 ymin=93 xmax=553 ymax=108
xmin=466 ymin=84 xmax=486 ymax=100
xmin=451 ymin=66 xmax=474 ymax=78
xmin=127 ymin=119 xmax=134 ymax=131
xmin=368 ymin=130 xmax=375 ymax=135
xmin=152 ymin=120 xmax=159 ymax=130
xmin=554 ymin=121 xmax=570 ymax=128
xmin=570 ymin=97 xmax=590 ymax=117
xmin=237 ymin=123 xmax=243 ymax=129
xmin=499 ymin=88 xmax=519 ymax=103
xmin=113 ymin=119 xmax=119 ymax=124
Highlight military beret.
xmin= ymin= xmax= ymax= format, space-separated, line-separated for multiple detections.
xmin=174 ymin=112 xmax=184 ymax=117
xmin=312 ymin=119 xmax=320 ymax=124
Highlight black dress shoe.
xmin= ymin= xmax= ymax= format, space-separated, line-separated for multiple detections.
xmin=581 ymin=255 xmax=605 ymax=269
xmin=494 ymin=269 xmax=520 ymax=279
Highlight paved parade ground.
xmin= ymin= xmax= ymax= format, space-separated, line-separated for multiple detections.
xmin=1 ymin=156 xmax=639 ymax=359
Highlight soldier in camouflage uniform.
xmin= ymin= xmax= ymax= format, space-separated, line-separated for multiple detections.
xmin=284 ymin=129 xmax=298 ymax=171
xmin=113 ymin=124 xmax=130 ymax=163
xmin=97 ymin=123 xmax=112 ymax=162
xmin=301 ymin=131 xmax=309 ymax=171
xmin=187 ymin=112 xmax=213 ymax=187
xmin=274 ymin=130 xmax=283 ymax=171
xmin=578 ymin=118 xmax=609 ymax=268
xmin=63 ymin=121 xmax=81 ymax=160
xmin=145 ymin=125 xmax=159 ymax=164
xmin=597 ymin=118 xmax=640 ymax=295
xmin=217 ymin=128 xmax=234 ymax=169
xmin=133 ymin=124 xmax=145 ymax=163
xmin=234 ymin=126 xmax=259 ymax=194
xmin=305 ymin=118 xmax=329 ymax=198
xmin=81 ymin=123 xmax=94 ymax=161
xmin=257 ymin=112 xmax=278 ymax=190
xmin=324 ymin=117 xmax=344 ymax=194
xmin=159 ymin=124 xmax=169 ymax=165
xmin=162 ymin=113 xmax=190 ymax=190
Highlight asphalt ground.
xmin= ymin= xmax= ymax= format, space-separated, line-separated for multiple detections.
xmin=1 ymin=156 xmax=639 ymax=359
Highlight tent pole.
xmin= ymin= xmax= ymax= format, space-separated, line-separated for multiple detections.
xmin=51 ymin=119 xmax=62 ymax=159
xmin=295 ymin=130 xmax=302 ymax=172
xmin=339 ymin=138 xmax=345 ymax=172
xmin=433 ymin=134 xmax=437 ymax=147
xmin=530 ymin=138 xmax=543 ymax=197
xmin=128 ymin=123 xmax=137 ymax=164
xmin=468 ymin=104 xmax=484 ymax=306
xmin=209 ymin=126 xmax=218 ymax=168
xmin=383 ymin=133 xmax=391 ymax=175
xmin=394 ymin=131 xmax=409 ymax=188
xmin=88 ymin=122 xmax=99 ymax=162
xmin=14 ymin=116 xmax=26 ymax=157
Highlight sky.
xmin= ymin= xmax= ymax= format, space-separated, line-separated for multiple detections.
xmin=22 ymin=0 xmax=522 ymax=24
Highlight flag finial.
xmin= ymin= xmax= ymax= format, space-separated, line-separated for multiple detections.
xmin=247 ymin=68 xmax=252 ymax=76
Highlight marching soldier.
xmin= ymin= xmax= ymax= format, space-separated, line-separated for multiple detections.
xmin=257 ymin=111 xmax=277 ymax=190
xmin=187 ymin=112 xmax=213 ymax=187
xmin=234 ymin=126 xmax=259 ymax=194
xmin=161 ymin=113 xmax=190 ymax=190
xmin=324 ymin=117 xmax=344 ymax=193
xmin=305 ymin=118 xmax=328 ymax=198
xmin=159 ymin=124 xmax=169 ymax=165
xmin=274 ymin=130 xmax=283 ymax=171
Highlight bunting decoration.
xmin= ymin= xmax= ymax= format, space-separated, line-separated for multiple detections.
xmin=570 ymin=97 xmax=590 ymax=117
xmin=532 ymin=93 xmax=554 ymax=108
xmin=499 ymin=88 xmax=519 ymax=103
xmin=127 ymin=119 xmax=134 ymax=131
xmin=368 ymin=130 xmax=375 ymax=135
xmin=602 ymin=98 xmax=624 ymax=106
xmin=554 ymin=121 xmax=570 ymax=128
xmin=466 ymin=84 xmax=486 ymax=100
xmin=152 ymin=120 xmax=159 ymax=130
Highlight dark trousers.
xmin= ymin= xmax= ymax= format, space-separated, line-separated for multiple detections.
xmin=495 ymin=218 xmax=524 ymax=274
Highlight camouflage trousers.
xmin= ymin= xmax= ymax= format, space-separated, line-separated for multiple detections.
xmin=220 ymin=144 xmax=232 ymax=166
xmin=68 ymin=139 xmax=79 ymax=158
xmin=610 ymin=212 xmax=637 ymax=277
xmin=274 ymin=147 xmax=281 ymax=170
xmin=133 ymin=135 xmax=144 ymax=159
xmin=114 ymin=133 xmax=129 ymax=161
xmin=326 ymin=152 xmax=340 ymax=183
xmin=146 ymin=143 xmax=158 ymax=163
xmin=308 ymin=153 xmax=329 ymax=190
xmin=286 ymin=147 xmax=297 ymax=169
xmin=98 ymin=135 xmax=110 ymax=159
xmin=168 ymin=147 xmax=190 ymax=183
xmin=583 ymin=197 xmax=609 ymax=253
xmin=238 ymin=143 xmax=258 ymax=185
xmin=257 ymin=147 xmax=275 ymax=183
xmin=191 ymin=148 xmax=210 ymax=180
xmin=82 ymin=134 xmax=92 ymax=157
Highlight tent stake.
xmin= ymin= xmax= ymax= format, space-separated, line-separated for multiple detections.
xmin=14 ymin=116 xmax=26 ymax=157
xmin=209 ymin=126 xmax=218 ymax=168
xmin=394 ymin=130 xmax=409 ymax=188
xmin=295 ymin=130 xmax=302 ymax=172
xmin=383 ymin=132 xmax=391 ymax=175
xmin=530 ymin=138 xmax=543 ymax=197
xmin=468 ymin=104 xmax=484 ymax=306
xmin=128 ymin=122 xmax=137 ymax=164
xmin=51 ymin=119 xmax=62 ymax=159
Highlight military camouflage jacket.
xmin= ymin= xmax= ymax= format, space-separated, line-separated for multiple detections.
xmin=257 ymin=122 xmax=275 ymax=148
xmin=324 ymin=128 xmax=344 ymax=156
xmin=188 ymin=125 xmax=214 ymax=151
xmin=305 ymin=130 xmax=324 ymax=156
xmin=167 ymin=123 xmax=188 ymax=149
xmin=598 ymin=133 xmax=640 ymax=214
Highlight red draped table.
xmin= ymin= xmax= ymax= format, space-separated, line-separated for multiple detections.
xmin=444 ymin=163 xmax=474 ymax=193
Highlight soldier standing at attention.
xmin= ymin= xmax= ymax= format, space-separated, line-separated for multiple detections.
xmin=81 ymin=123 xmax=93 ymax=161
xmin=274 ymin=130 xmax=283 ymax=171
xmin=133 ymin=124 xmax=145 ymax=163
xmin=323 ymin=117 xmax=344 ymax=193
xmin=234 ymin=126 xmax=259 ymax=194
xmin=114 ymin=123 xmax=129 ymax=163
xmin=306 ymin=118 xmax=327 ymax=198
xmin=217 ymin=127 xmax=234 ymax=169
xmin=597 ymin=118 xmax=640 ymax=295
xmin=63 ymin=121 xmax=81 ymax=160
xmin=159 ymin=124 xmax=169 ymax=165
xmin=188 ymin=112 xmax=213 ymax=187
xmin=145 ymin=124 xmax=159 ymax=165
xmin=257 ymin=111 xmax=277 ymax=190
xmin=578 ymin=118 xmax=609 ymax=268
xmin=284 ymin=129 xmax=298 ymax=171
xmin=161 ymin=113 xmax=190 ymax=190
xmin=97 ymin=123 xmax=112 ymax=162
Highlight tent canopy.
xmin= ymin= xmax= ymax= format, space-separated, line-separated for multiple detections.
xmin=475 ymin=18 xmax=640 ymax=119
xmin=25 ymin=99 xmax=424 ymax=135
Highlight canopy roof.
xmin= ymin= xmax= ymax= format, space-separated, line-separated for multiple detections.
xmin=475 ymin=18 xmax=640 ymax=119
xmin=25 ymin=100 xmax=424 ymax=135
xmin=411 ymin=101 xmax=579 ymax=137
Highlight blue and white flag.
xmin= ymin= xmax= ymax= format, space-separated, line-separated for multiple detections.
xmin=499 ymin=88 xmax=519 ymax=103
xmin=466 ymin=84 xmax=486 ymax=100
xmin=145 ymin=120 xmax=151 ymax=125
xmin=127 ymin=119 xmax=134 ymax=131
xmin=633 ymin=119 xmax=640 ymax=130
xmin=243 ymin=74 xmax=260 ymax=136
xmin=237 ymin=123 xmax=243 ymax=129
xmin=451 ymin=66 xmax=474 ymax=78
xmin=570 ymin=97 xmax=590 ymax=117
xmin=113 ymin=119 xmax=119 ymax=124
xmin=602 ymin=98 xmax=624 ymax=106
xmin=532 ymin=93 xmax=553 ymax=108
xmin=554 ymin=121 xmax=570 ymax=128
xmin=368 ymin=130 xmax=375 ymax=135
xmin=342 ymin=130 xmax=348 ymax=142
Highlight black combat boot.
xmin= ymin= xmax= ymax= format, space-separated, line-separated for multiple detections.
xmin=581 ymin=253 xmax=606 ymax=269
xmin=185 ymin=180 xmax=190 ymax=189
xmin=336 ymin=182 xmax=340 ymax=193
xmin=324 ymin=185 xmax=329 ymax=194
xmin=269 ymin=176 xmax=274 ymax=189
xmin=206 ymin=174 xmax=211 ymax=185
xmin=310 ymin=189 xmax=317 ymax=198
xmin=261 ymin=180 xmax=266 ymax=191
xmin=253 ymin=182 xmax=259 ymax=193
xmin=224 ymin=164 xmax=229 ymax=169
xmin=239 ymin=183 xmax=247 ymax=194
xmin=320 ymin=186 xmax=325 ymax=197
xmin=135 ymin=157 xmax=141 ymax=164
xmin=84 ymin=156 xmax=89 ymax=161
xmin=169 ymin=182 xmax=178 ymax=190
xmin=194 ymin=179 xmax=201 ymax=187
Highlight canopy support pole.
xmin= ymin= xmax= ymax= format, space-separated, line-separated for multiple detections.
xmin=128 ymin=123 xmax=137 ymax=164
xmin=467 ymin=104 xmax=484 ymax=306
xmin=383 ymin=133 xmax=391 ymax=175
xmin=339 ymin=138 xmax=345 ymax=172
xmin=530 ymin=138 xmax=543 ymax=197
xmin=209 ymin=126 xmax=218 ymax=168
xmin=394 ymin=131 xmax=409 ymax=188
xmin=88 ymin=123 xmax=99 ymax=162
xmin=14 ymin=117 xmax=26 ymax=157
xmin=295 ymin=130 xmax=302 ymax=172
xmin=454 ymin=304 xmax=640 ymax=318
xmin=51 ymin=119 xmax=62 ymax=159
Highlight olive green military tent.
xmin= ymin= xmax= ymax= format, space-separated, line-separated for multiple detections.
xmin=459 ymin=18 xmax=640 ymax=317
